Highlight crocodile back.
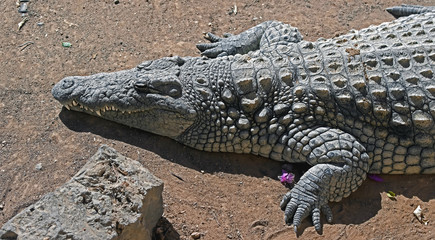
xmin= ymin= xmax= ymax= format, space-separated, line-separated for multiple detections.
xmin=282 ymin=13 xmax=435 ymax=134
xmin=273 ymin=12 xmax=435 ymax=173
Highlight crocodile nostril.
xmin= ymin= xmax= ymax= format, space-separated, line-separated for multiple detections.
xmin=61 ymin=78 xmax=75 ymax=89
xmin=52 ymin=77 xmax=78 ymax=101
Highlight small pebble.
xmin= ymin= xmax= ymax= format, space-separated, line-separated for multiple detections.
xmin=191 ymin=232 xmax=201 ymax=239
xmin=37 ymin=22 xmax=44 ymax=26
xmin=114 ymin=0 xmax=120 ymax=4
xmin=18 ymin=2 xmax=28 ymax=13
xmin=35 ymin=163 xmax=43 ymax=171
xmin=0 ymin=203 xmax=4 ymax=211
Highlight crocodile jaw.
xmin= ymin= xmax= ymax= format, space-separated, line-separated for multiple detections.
xmin=52 ymin=68 xmax=197 ymax=139
xmin=62 ymin=99 xmax=196 ymax=139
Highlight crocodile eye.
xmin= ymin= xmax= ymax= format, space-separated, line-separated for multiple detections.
xmin=134 ymin=81 xmax=148 ymax=91
xmin=134 ymin=81 xmax=145 ymax=88
xmin=134 ymin=81 xmax=160 ymax=94
xmin=134 ymin=79 xmax=180 ymax=97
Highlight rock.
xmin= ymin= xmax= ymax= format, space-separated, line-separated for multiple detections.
xmin=191 ymin=232 xmax=201 ymax=239
xmin=35 ymin=163 xmax=42 ymax=171
xmin=18 ymin=3 xmax=28 ymax=13
xmin=0 ymin=145 xmax=164 ymax=240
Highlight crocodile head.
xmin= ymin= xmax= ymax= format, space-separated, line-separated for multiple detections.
xmin=52 ymin=56 xmax=197 ymax=139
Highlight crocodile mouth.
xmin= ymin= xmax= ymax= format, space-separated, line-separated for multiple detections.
xmin=60 ymin=95 xmax=197 ymax=139
xmin=63 ymin=99 xmax=145 ymax=116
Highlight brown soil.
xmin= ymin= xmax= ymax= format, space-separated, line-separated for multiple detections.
xmin=1 ymin=0 xmax=434 ymax=239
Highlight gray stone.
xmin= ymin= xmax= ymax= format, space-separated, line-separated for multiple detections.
xmin=0 ymin=145 xmax=163 ymax=240
xmin=35 ymin=163 xmax=42 ymax=171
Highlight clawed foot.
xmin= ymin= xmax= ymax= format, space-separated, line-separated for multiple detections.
xmin=196 ymin=32 xmax=241 ymax=58
xmin=196 ymin=21 xmax=304 ymax=57
xmin=280 ymin=182 xmax=333 ymax=234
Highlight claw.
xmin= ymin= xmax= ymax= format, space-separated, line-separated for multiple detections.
xmin=293 ymin=204 xmax=310 ymax=230
xmin=284 ymin=198 xmax=298 ymax=224
xmin=197 ymin=42 xmax=228 ymax=58
xmin=205 ymin=32 xmax=222 ymax=42
xmin=322 ymin=204 xmax=333 ymax=223
xmin=196 ymin=42 xmax=217 ymax=51
xmin=280 ymin=191 xmax=292 ymax=210
xmin=312 ymin=208 xmax=322 ymax=233
xmin=201 ymin=47 xmax=224 ymax=58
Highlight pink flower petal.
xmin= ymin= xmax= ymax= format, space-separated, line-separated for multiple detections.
xmin=368 ymin=174 xmax=384 ymax=182
xmin=279 ymin=172 xmax=295 ymax=184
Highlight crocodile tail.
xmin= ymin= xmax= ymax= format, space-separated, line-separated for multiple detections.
xmin=386 ymin=4 xmax=434 ymax=19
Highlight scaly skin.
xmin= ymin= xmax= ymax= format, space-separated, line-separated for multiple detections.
xmin=52 ymin=6 xmax=435 ymax=234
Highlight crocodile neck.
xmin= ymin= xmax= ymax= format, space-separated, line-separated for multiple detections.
xmin=178 ymin=52 xmax=315 ymax=162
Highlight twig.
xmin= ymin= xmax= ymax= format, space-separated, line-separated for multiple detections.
xmin=19 ymin=41 xmax=34 ymax=51
xmin=211 ymin=210 xmax=220 ymax=226
xmin=170 ymin=172 xmax=185 ymax=181
xmin=18 ymin=17 xmax=29 ymax=30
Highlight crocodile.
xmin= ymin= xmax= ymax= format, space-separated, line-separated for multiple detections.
xmin=52 ymin=5 xmax=435 ymax=233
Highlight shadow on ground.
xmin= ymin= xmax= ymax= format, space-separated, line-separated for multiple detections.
xmin=59 ymin=108 xmax=286 ymax=178
xmin=59 ymin=108 xmax=435 ymax=229
xmin=153 ymin=217 xmax=180 ymax=240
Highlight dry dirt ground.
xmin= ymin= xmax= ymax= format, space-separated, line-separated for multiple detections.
xmin=1 ymin=0 xmax=435 ymax=239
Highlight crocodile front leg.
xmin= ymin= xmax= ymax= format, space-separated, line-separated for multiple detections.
xmin=280 ymin=127 xmax=370 ymax=233
xmin=196 ymin=21 xmax=303 ymax=58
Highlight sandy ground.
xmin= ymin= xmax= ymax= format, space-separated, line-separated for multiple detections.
xmin=1 ymin=0 xmax=435 ymax=239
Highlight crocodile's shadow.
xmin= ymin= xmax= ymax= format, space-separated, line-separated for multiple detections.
xmin=59 ymin=109 xmax=435 ymax=228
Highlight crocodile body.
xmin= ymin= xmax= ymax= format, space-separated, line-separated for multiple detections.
xmin=52 ymin=6 xmax=435 ymax=233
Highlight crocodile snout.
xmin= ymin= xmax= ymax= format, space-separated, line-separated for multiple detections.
xmin=52 ymin=76 xmax=78 ymax=102
xmin=59 ymin=77 xmax=75 ymax=89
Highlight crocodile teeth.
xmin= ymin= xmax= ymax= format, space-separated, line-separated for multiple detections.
xmin=101 ymin=108 xmax=106 ymax=113
xmin=72 ymin=100 xmax=78 ymax=106
xmin=96 ymin=110 xmax=101 ymax=116
xmin=106 ymin=106 xmax=110 ymax=111
xmin=65 ymin=104 xmax=70 ymax=110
